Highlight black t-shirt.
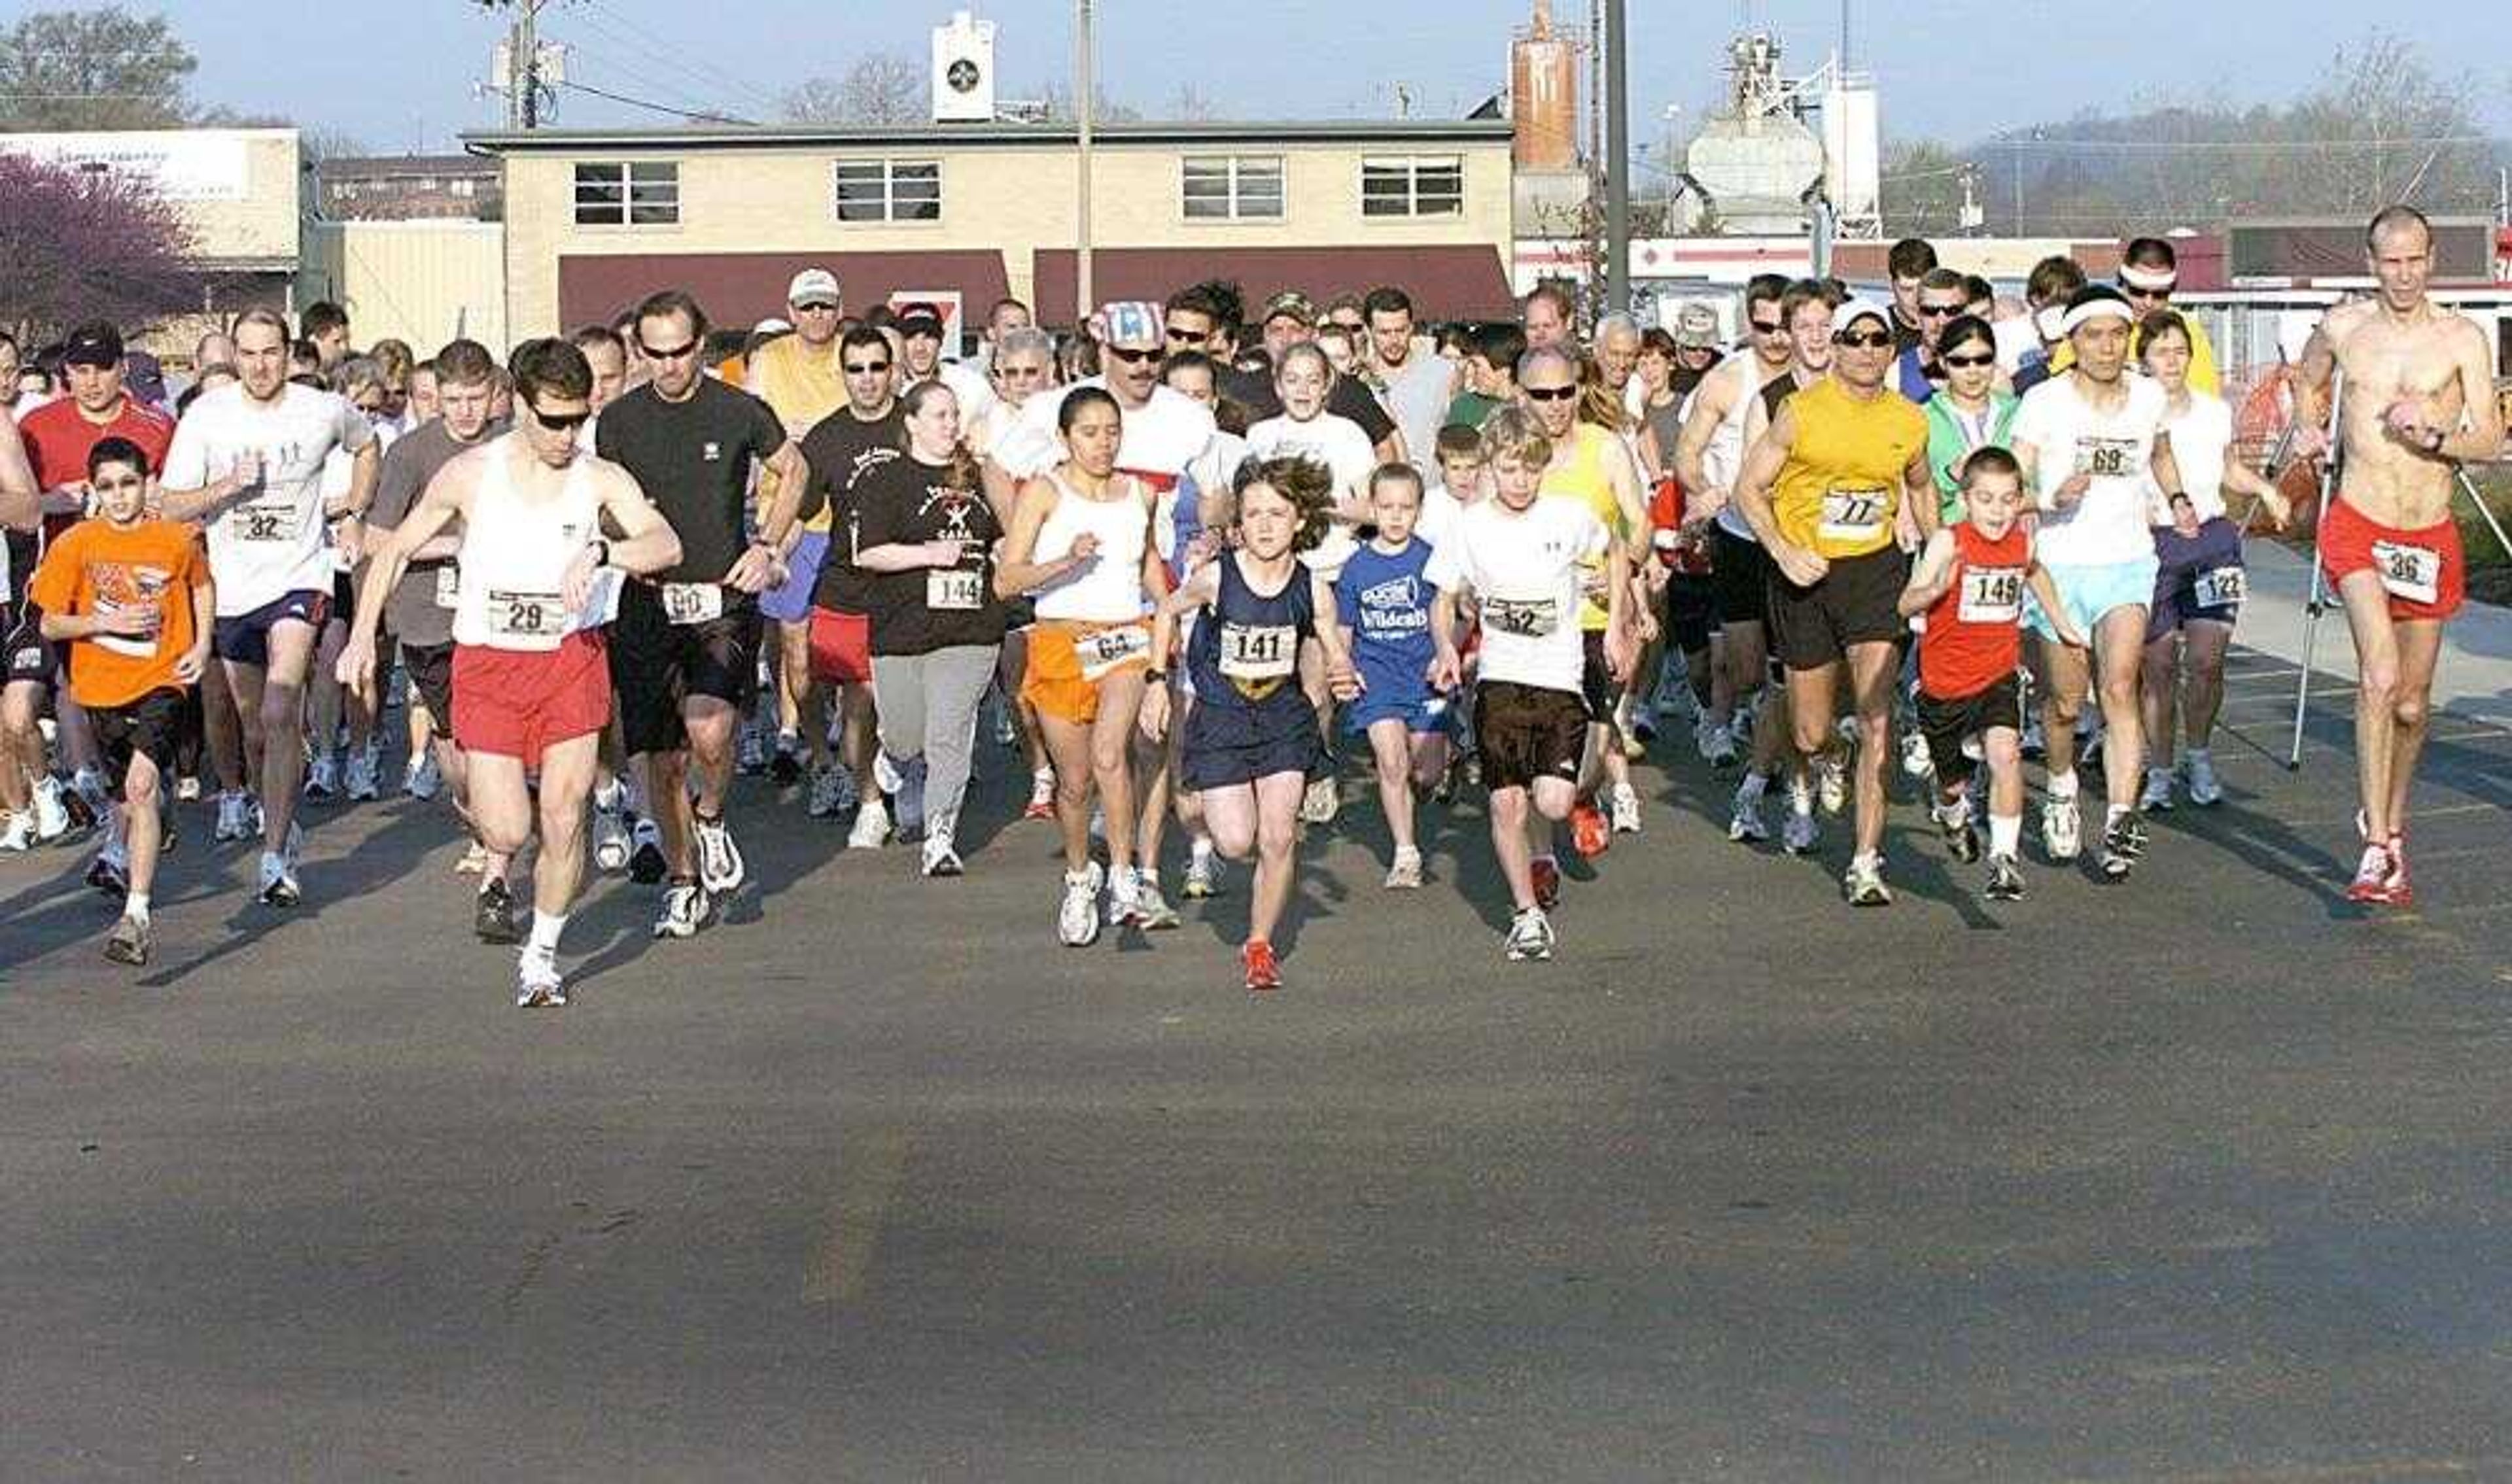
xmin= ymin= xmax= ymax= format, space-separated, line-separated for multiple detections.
xmin=1219 ymin=368 xmax=1396 ymax=448
xmin=799 ymin=404 xmax=906 ymax=615
xmin=594 ymin=377 xmax=786 ymax=585
xmin=850 ymin=454 xmax=1008 ymax=655
xmin=1760 ymin=371 xmax=1802 ymax=423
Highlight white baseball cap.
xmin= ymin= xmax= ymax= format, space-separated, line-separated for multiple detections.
xmin=786 ymin=268 xmax=842 ymax=309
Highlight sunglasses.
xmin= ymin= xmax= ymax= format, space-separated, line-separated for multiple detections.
xmin=1750 ymin=317 xmax=1787 ymax=334
xmin=1164 ymin=325 xmax=1206 ymax=343
xmin=531 ymin=404 xmax=593 ymax=431
xmin=842 ymin=360 xmax=891 ymax=374
xmin=2121 ymin=283 xmax=2172 ymax=299
xmin=794 ymin=302 xmax=842 ymax=313
xmin=1835 ymin=331 xmax=1894 ymax=349
xmin=638 ymin=339 xmax=699 ymax=360
xmin=1105 ymin=345 xmax=1160 ymax=364
xmin=1942 ymin=351 xmax=1997 ymax=370
xmin=1524 ymin=385 xmax=1578 ymax=402
xmin=1918 ymin=303 xmax=1965 ymax=319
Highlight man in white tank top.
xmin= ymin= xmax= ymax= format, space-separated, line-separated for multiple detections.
xmin=339 ymin=339 xmax=682 ymax=1008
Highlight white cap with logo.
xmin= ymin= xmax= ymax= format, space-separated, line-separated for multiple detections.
xmin=786 ymin=268 xmax=842 ymax=309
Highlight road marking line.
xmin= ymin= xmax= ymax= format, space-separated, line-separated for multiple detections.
xmin=805 ymin=1126 xmax=910 ymax=1305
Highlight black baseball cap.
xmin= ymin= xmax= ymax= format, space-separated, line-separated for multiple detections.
xmin=61 ymin=322 xmax=124 ymax=368
xmin=897 ymin=311 xmax=945 ymax=341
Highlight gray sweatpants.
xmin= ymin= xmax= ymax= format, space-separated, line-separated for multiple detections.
xmin=872 ymin=644 xmax=998 ymax=840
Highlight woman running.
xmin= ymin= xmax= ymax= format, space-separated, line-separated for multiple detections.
xmin=1141 ymin=456 xmax=1356 ymax=991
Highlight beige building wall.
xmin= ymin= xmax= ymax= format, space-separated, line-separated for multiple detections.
xmin=496 ymin=137 xmax=1512 ymax=336
xmin=193 ymin=131 xmax=304 ymax=264
xmin=300 ymin=221 xmax=508 ymax=353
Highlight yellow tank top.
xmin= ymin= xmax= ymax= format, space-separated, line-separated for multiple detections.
xmin=1540 ymin=423 xmax=1626 ymax=631
xmin=1771 ymin=377 xmax=1929 ymax=559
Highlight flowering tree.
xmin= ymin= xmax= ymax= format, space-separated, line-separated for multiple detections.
xmin=0 ymin=150 xmax=200 ymax=343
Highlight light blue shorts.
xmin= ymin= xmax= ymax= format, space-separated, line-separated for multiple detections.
xmin=2024 ymin=555 xmax=2158 ymax=643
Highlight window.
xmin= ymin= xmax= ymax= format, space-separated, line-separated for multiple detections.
xmin=834 ymin=160 xmax=941 ymax=223
xmin=1181 ymin=156 xmax=1283 ymax=221
xmin=1360 ymin=156 xmax=1464 ymax=218
xmin=573 ymin=161 xmax=678 ymax=226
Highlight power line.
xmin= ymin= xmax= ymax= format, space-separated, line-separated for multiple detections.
xmin=556 ymin=78 xmax=756 ymax=128
xmin=570 ymin=0 xmax=756 ymax=106
xmin=558 ymin=35 xmax=753 ymax=124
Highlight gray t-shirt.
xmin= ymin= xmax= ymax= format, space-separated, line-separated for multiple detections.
xmin=1373 ymin=348 xmax=1454 ymax=477
xmin=364 ymin=417 xmax=508 ymax=647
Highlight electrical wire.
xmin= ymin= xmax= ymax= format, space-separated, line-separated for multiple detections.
xmin=555 ymin=78 xmax=756 ymax=128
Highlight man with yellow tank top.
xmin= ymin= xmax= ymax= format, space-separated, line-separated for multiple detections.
xmin=1520 ymin=347 xmax=1651 ymax=859
xmin=1732 ymin=299 xmax=1934 ymax=906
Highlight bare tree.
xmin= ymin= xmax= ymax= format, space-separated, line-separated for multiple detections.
xmin=0 ymin=5 xmax=198 ymax=132
xmin=0 ymin=152 xmax=198 ymax=342
xmin=1167 ymin=83 xmax=1217 ymax=122
xmin=780 ymin=52 xmax=924 ymax=126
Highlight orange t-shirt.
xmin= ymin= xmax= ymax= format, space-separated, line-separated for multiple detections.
xmin=25 ymin=518 xmax=206 ymax=708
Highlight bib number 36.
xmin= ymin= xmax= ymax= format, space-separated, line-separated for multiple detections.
xmin=2370 ymin=541 xmax=2441 ymax=605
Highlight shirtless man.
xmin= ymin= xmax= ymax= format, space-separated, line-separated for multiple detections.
xmin=2295 ymin=206 xmax=2505 ymax=905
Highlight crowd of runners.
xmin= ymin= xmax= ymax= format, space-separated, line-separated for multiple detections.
xmin=1 ymin=205 xmax=2500 ymax=1002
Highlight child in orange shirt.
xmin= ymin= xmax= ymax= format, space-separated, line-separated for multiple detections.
xmin=29 ymin=436 xmax=213 ymax=965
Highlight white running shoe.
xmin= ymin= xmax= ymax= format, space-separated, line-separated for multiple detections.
xmin=735 ymin=723 xmax=768 ymax=775
xmin=921 ymin=832 xmax=964 ymax=878
xmin=304 ymin=751 xmax=338 ymax=801
xmin=2184 ymin=748 xmax=2224 ymax=807
xmin=1058 ymin=861 xmax=1104 ymax=946
xmin=1383 ymin=848 xmax=1425 ymax=889
xmin=457 ymin=840 xmax=489 ymax=875
xmin=1505 ymin=906 xmax=1556 ymax=961
xmin=345 ymin=743 xmax=380 ymax=802
xmin=652 ymin=881 xmax=710 ymax=938
xmin=2140 ymin=767 xmax=2175 ymax=814
xmin=1132 ymin=876 xmax=1181 ymax=929
xmin=1727 ymin=784 xmax=1771 ymax=843
xmin=2042 ymin=793 xmax=2082 ymax=861
xmin=516 ymin=948 xmax=567 ymax=1009
xmin=693 ymin=813 xmax=745 ymax=894
xmin=1182 ymin=844 xmax=1221 ymax=899
xmin=1900 ymin=729 xmax=1934 ymax=779
xmin=1609 ymin=782 xmax=1642 ymax=834
xmin=847 ymin=795 xmax=890 ymax=850
xmin=256 ymin=849 xmax=300 ymax=906
xmin=1782 ymin=807 xmax=1820 ymax=855
xmin=1815 ymin=752 xmax=1848 ymax=816
xmin=1843 ymin=852 xmax=1893 ymax=906
xmin=590 ymin=792 xmax=631 ymax=872
xmin=404 ymin=751 xmax=441 ymax=801
xmin=0 ymin=811 xmax=30 ymax=852
xmin=33 ymin=776 xmax=70 ymax=841
xmin=1106 ymin=863 xmax=1146 ymax=927
xmin=1299 ymin=774 xmax=1340 ymax=825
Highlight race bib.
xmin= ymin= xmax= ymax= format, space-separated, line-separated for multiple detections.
xmin=2371 ymin=540 xmax=2441 ymax=605
xmin=489 ymin=588 xmax=568 ymax=642
xmin=233 ymin=504 xmax=293 ymax=543
xmin=1957 ymin=565 xmax=2025 ymax=624
xmin=926 ymin=568 xmax=983 ymax=612
xmin=433 ymin=563 xmax=461 ymax=610
xmin=2194 ymin=565 xmax=2248 ymax=609
xmin=1482 ymin=596 xmax=1560 ymax=638
xmin=1819 ymin=486 xmax=1889 ymax=544
xmin=1075 ymin=623 xmax=1152 ymax=680
xmin=1217 ymin=622 xmax=1297 ymax=682
xmin=659 ymin=581 xmax=724 ymax=626
xmin=2074 ymin=437 xmax=2143 ymax=481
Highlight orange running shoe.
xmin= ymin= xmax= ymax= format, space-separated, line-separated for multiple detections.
xmin=1242 ymin=939 xmax=1282 ymax=992
xmin=1570 ymin=802 xmax=1610 ymax=859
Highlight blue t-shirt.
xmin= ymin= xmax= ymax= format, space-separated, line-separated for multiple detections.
xmin=1334 ymin=538 xmax=1437 ymax=708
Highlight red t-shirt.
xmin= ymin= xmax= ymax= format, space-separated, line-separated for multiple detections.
xmin=1920 ymin=521 xmax=2031 ymax=700
xmin=17 ymin=397 xmax=178 ymax=542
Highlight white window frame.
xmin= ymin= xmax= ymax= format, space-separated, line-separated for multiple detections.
xmin=1359 ymin=155 xmax=1465 ymax=218
xmin=833 ymin=159 xmax=943 ymax=224
xmin=1180 ymin=154 xmax=1284 ymax=222
xmin=572 ymin=160 xmax=679 ymax=227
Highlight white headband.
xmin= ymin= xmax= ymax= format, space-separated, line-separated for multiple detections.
xmin=2062 ymin=298 xmax=2136 ymax=334
xmin=2119 ymin=262 xmax=2177 ymax=292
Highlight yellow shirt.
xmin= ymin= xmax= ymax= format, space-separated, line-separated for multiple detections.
xmin=1539 ymin=422 xmax=1626 ymax=631
xmin=745 ymin=334 xmax=846 ymax=532
xmin=1771 ymin=377 xmax=1928 ymax=559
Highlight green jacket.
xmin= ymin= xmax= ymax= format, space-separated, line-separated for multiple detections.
xmin=1923 ymin=391 xmax=2021 ymax=525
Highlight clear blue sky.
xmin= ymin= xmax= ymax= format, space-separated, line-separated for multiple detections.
xmin=169 ymin=0 xmax=2511 ymax=155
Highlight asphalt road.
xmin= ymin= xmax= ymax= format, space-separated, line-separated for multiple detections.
xmin=5 ymin=650 xmax=2510 ymax=1481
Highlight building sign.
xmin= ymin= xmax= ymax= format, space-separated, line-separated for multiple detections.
xmin=0 ymin=129 xmax=254 ymax=201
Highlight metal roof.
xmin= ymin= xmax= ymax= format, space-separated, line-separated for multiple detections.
xmin=464 ymin=119 xmax=1514 ymax=155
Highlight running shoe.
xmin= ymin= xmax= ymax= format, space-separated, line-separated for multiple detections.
xmin=86 ymin=843 xmax=130 ymax=900
xmin=304 ymin=751 xmax=338 ymax=801
xmin=2140 ymin=767 xmax=2175 ymax=813
xmin=33 ymin=776 xmax=71 ymax=841
xmin=1182 ymin=844 xmax=1221 ymax=899
xmin=0 ymin=811 xmax=29 ymax=852
xmin=1985 ymin=853 xmax=2026 ymax=901
xmin=345 ymin=742 xmax=381 ymax=802
xmin=1242 ymin=939 xmax=1283 ymax=991
xmin=2379 ymin=835 xmax=2412 ymax=905
xmin=1781 ymin=778 xmax=1819 ymax=855
xmin=735 ymin=723 xmax=768 ymax=776
xmin=2184 ymin=748 xmax=2224 ymax=807
xmin=1058 ymin=862 xmax=1104 ymax=947
xmin=1531 ymin=855 xmax=1561 ymax=910
xmin=1023 ymin=769 xmax=1056 ymax=821
xmin=175 ymin=774 xmax=201 ymax=803
xmin=1609 ymin=783 xmax=1643 ymax=835
xmin=1700 ymin=721 xmax=1739 ymax=771
xmin=1726 ymin=784 xmax=1771 ymax=843
xmin=516 ymin=948 xmax=567 ymax=1009
xmin=404 ymin=751 xmax=441 ymax=801
xmin=474 ymin=876 xmax=522 ymax=944
xmin=1505 ymin=906 xmax=1556 ymax=961
xmin=591 ymin=794 xmax=631 ymax=872
xmin=653 ymin=880 xmax=710 ymax=938
xmin=1815 ymin=751 xmax=1848 ymax=816
xmin=1934 ymin=801 xmax=1980 ymax=864
xmin=2344 ymin=842 xmax=2394 ymax=904
xmin=1900 ymin=729 xmax=1934 ymax=779
xmin=921 ymin=833 xmax=964 ymax=878
xmin=2041 ymin=794 xmax=2081 ymax=861
xmin=105 ymin=912 xmax=152 ymax=966
xmin=2114 ymin=811 xmax=2149 ymax=859
xmin=1132 ymin=876 xmax=1181 ymax=930
xmin=256 ymin=849 xmax=300 ymax=907
xmin=627 ymin=818 xmax=667 ymax=884
xmin=807 ymin=763 xmax=846 ymax=818
xmin=1843 ymin=854 xmax=1893 ymax=906
xmin=1299 ymin=774 xmax=1340 ymax=825
xmin=846 ymin=795 xmax=890 ymax=850
xmin=1383 ymin=848 xmax=1425 ymax=890
xmin=693 ymin=812 xmax=745 ymax=893
xmin=2099 ymin=817 xmax=2142 ymax=881
xmin=456 ymin=840 xmax=489 ymax=875
xmin=1105 ymin=864 xmax=1144 ymax=927
xmin=247 ymin=795 xmax=266 ymax=838
xmin=1569 ymin=802 xmax=1610 ymax=859
xmin=769 ymin=729 xmax=805 ymax=785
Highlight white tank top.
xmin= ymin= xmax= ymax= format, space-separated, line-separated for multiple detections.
xmin=451 ymin=436 xmax=608 ymax=651
xmin=1703 ymin=354 xmax=1764 ymax=541
xmin=1029 ymin=469 xmax=1153 ymax=623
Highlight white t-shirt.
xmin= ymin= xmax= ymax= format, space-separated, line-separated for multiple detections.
xmin=1423 ymin=495 xmax=1607 ymax=696
xmin=937 ymin=358 xmax=998 ymax=430
xmin=2012 ymin=372 xmax=2169 ymax=568
xmin=1414 ymin=481 xmax=1466 ymax=547
xmin=166 ymin=381 xmax=375 ymax=615
xmin=990 ymin=378 xmax=1216 ymax=486
xmin=1247 ymin=411 xmax=1378 ymax=574
xmin=2153 ymin=392 xmax=2233 ymax=525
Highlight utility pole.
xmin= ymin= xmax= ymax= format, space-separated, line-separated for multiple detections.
xmin=1603 ymin=0 xmax=1628 ymax=314
xmin=481 ymin=0 xmax=552 ymax=130
xmin=1075 ymin=0 xmax=1094 ymax=319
